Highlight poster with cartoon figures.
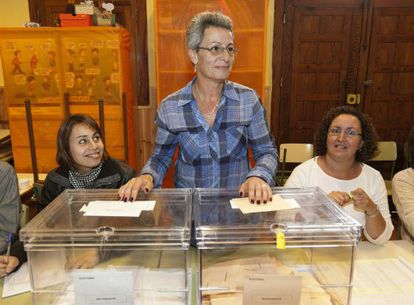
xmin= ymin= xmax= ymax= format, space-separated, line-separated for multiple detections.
xmin=0 ymin=27 xmax=136 ymax=173
xmin=62 ymin=37 xmax=121 ymax=103
xmin=0 ymin=29 xmax=123 ymax=105
xmin=0 ymin=38 xmax=61 ymax=104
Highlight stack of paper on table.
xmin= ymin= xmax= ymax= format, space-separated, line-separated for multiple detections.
xmin=201 ymin=254 xmax=332 ymax=305
xmin=351 ymin=257 xmax=414 ymax=305
xmin=2 ymin=263 xmax=31 ymax=298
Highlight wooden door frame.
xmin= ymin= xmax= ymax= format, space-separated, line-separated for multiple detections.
xmin=131 ymin=0 xmax=149 ymax=106
xmin=356 ymin=0 xmax=373 ymax=112
xmin=270 ymin=0 xmax=286 ymax=144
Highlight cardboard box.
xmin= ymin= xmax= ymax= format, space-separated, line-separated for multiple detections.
xmin=59 ymin=14 xmax=93 ymax=27
xmin=75 ymin=4 xmax=100 ymax=15
xmin=93 ymin=12 xmax=116 ymax=26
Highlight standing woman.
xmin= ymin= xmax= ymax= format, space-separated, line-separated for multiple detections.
xmin=40 ymin=114 xmax=135 ymax=210
xmin=285 ymin=106 xmax=393 ymax=245
xmin=119 ymin=11 xmax=278 ymax=203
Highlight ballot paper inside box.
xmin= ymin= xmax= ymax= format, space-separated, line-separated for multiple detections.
xmin=193 ymin=187 xmax=363 ymax=305
xmin=20 ymin=189 xmax=192 ymax=305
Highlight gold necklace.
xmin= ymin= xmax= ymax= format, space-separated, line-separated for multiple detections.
xmin=194 ymin=84 xmax=220 ymax=117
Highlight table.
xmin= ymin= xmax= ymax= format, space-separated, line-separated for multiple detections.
xmin=351 ymin=240 xmax=414 ymax=305
xmin=17 ymin=173 xmax=47 ymax=197
xmin=0 ymin=129 xmax=10 ymax=141
xmin=17 ymin=173 xmax=47 ymax=221
xmin=1 ymin=241 xmax=413 ymax=304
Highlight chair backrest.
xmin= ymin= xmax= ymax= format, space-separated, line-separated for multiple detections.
xmin=369 ymin=141 xmax=397 ymax=178
xmin=32 ymin=181 xmax=44 ymax=213
xmin=277 ymin=143 xmax=314 ymax=186
xmin=279 ymin=143 xmax=314 ymax=163
xmin=371 ymin=141 xmax=397 ymax=161
xmin=20 ymin=203 xmax=29 ymax=228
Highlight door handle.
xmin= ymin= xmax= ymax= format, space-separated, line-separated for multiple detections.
xmin=364 ymin=80 xmax=373 ymax=86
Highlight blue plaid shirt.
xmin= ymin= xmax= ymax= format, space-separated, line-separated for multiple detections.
xmin=141 ymin=78 xmax=278 ymax=188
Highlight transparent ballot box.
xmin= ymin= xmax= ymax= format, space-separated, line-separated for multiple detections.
xmin=20 ymin=189 xmax=192 ymax=305
xmin=194 ymin=187 xmax=362 ymax=305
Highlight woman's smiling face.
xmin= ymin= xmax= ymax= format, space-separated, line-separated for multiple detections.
xmin=69 ymin=123 xmax=104 ymax=173
xmin=189 ymin=26 xmax=235 ymax=82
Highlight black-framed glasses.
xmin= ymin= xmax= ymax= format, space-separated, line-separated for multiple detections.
xmin=197 ymin=45 xmax=239 ymax=56
xmin=328 ymin=127 xmax=362 ymax=138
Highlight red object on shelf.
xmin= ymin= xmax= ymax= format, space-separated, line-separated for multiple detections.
xmin=59 ymin=14 xmax=93 ymax=27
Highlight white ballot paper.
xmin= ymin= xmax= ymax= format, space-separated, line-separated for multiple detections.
xmin=80 ymin=200 xmax=155 ymax=217
xmin=351 ymin=257 xmax=414 ymax=305
xmin=2 ymin=262 xmax=31 ymax=298
xmin=230 ymin=195 xmax=300 ymax=214
xmin=73 ymin=269 xmax=134 ymax=305
xmin=243 ymin=274 xmax=301 ymax=305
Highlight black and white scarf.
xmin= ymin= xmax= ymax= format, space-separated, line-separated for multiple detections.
xmin=69 ymin=162 xmax=103 ymax=188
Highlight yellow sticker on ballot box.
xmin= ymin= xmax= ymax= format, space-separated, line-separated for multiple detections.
xmin=276 ymin=228 xmax=286 ymax=249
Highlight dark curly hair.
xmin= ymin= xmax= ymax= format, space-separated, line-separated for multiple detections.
xmin=407 ymin=126 xmax=414 ymax=169
xmin=315 ymin=106 xmax=378 ymax=163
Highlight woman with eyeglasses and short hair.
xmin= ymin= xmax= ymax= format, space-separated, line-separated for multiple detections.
xmin=285 ymin=106 xmax=393 ymax=245
xmin=119 ymin=11 xmax=277 ymax=204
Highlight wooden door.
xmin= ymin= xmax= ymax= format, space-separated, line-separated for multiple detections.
xmin=273 ymin=0 xmax=364 ymax=144
xmin=29 ymin=0 xmax=64 ymax=26
xmin=273 ymin=0 xmax=414 ymax=154
xmin=361 ymin=0 xmax=414 ymax=147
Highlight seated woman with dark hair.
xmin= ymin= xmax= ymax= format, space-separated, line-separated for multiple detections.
xmin=392 ymin=126 xmax=414 ymax=242
xmin=285 ymin=106 xmax=393 ymax=245
xmin=40 ymin=113 xmax=136 ymax=209
xmin=38 ymin=114 xmax=136 ymax=269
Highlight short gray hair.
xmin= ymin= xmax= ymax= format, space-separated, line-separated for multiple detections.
xmin=186 ymin=11 xmax=233 ymax=50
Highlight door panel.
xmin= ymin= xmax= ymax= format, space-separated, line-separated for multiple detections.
xmin=362 ymin=1 xmax=414 ymax=146
xmin=40 ymin=0 xmax=64 ymax=26
xmin=277 ymin=0 xmax=363 ymax=143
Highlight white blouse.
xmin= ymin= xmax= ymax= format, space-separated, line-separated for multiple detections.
xmin=285 ymin=157 xmax=394 ymax=245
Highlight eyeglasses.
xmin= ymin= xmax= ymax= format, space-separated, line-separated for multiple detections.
xmin=197 ymin=45 xmax=239 ymax=56
xmin=328 ymin=127 xmax=362 ymax=138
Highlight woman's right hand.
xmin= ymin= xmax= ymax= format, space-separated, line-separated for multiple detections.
xmin=328 ymin=191 xmax=352 ymax=207
xmin=118 ymin=174 xmax=154 ymax=201
xmin=0 ymin=256 xmax=19 ymax=277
